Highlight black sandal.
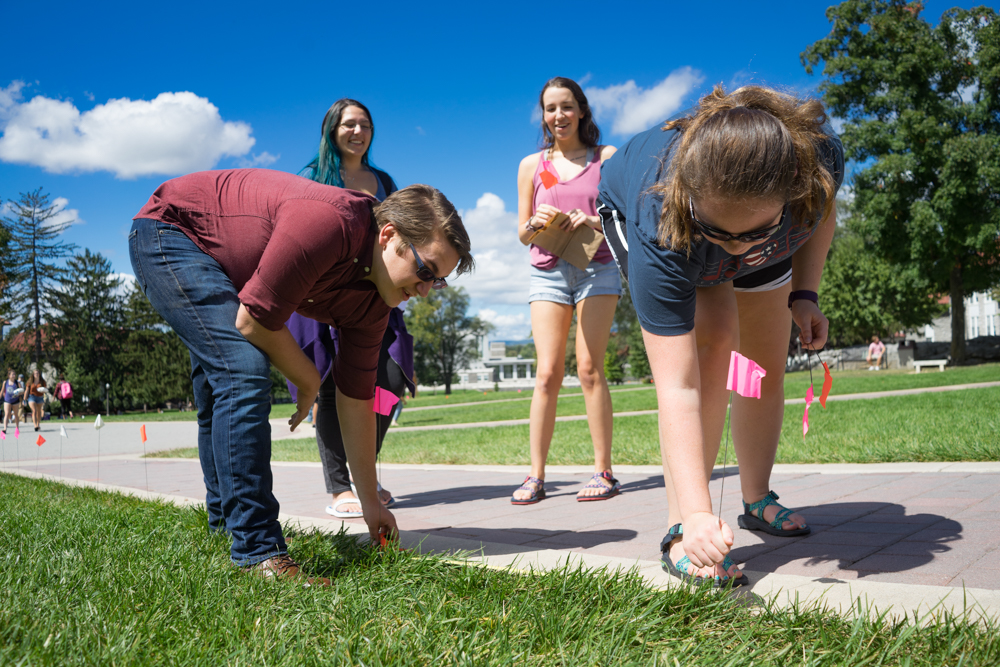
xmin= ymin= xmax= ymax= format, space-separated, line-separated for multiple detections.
xmin=659 ymin=524 xmax=749 ymax=588
xmin=738 ymin=490 xmax=811 ymax=537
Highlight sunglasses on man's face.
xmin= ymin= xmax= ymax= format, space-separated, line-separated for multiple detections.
xmin=688 ymin=197 xmax=785 ymax=244
xmin=409 ymin=243 xmax=448 ymax=290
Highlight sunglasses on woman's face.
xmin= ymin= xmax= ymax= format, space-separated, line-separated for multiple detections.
xmin=688 ymin=197 xmax=786 ymax=244
xmin=409 ymin=243 xmax=448 ymax=290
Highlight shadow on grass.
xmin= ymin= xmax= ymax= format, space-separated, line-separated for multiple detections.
xmin=732 ymin=502 xmax=960 ymax=579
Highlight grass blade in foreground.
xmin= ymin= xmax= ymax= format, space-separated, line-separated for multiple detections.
xmin=1 ymin=473 xmax=998 ymax=665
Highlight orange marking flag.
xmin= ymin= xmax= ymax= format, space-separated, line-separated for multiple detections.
xmin=140 ymin=424 xmax=147 ymax=443
xmin=36 ymin=435 xmax=46 ymax=446
xmin=820 ymin=362 xmax=833 ymax=408
xmin=539 ymin=170 xmax=558 ymax=190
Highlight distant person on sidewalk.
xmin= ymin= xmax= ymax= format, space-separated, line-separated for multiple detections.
xmin=512 ymin=77 xmax=621 ymax=506
xmin=54 ymin=374 xmax=74 ymax=419
xmin=867 ymin=335 xmax=886 ymax=371
xmin=597 ymin=85 xmax=844 ymax=586
xmin=26 ymin=368 xmax=47 ymax=432
xmin=130 ymin=168 xmax=472 ymax=583
xmin=2 ymin=369 xmax=21 ymax=433
xmin=286 ymin=98 xmax=417 ymax=520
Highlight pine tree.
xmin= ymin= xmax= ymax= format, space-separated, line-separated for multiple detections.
xmin=49 ymin=250 xmax=125 ymax=411
xmin=1 ymin=189 xmax=76 ymax=365
xmin=119 ymin=281 xmax=192 ymax=411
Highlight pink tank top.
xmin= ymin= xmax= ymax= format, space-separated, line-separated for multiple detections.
xmin=530 ymin=146 xmax=613 ymax=270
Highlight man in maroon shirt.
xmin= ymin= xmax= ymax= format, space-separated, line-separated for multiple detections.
xmin=130 ymin=169 xmax=473 ymax=583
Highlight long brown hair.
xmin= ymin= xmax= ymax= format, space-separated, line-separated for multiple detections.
xmin=538 ymin=77 xmax=601 ymax=150
xmin=652 ymin=85 xmax=837 ymax=252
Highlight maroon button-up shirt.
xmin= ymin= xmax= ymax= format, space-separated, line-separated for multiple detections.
xmin=134 ymin=168 xmax=390 ymax=399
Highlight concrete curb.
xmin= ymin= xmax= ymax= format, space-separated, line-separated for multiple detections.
xmin=6 ymin=466 xmax=998 ymax=626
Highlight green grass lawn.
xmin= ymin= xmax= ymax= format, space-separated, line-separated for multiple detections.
xmin=3 ymin=473 xmax=996 ymax=666
xmin=100 ymin=362 xmax=1000 ymax=425
xmin=156 ymin=385 xmax=1000 ymax=466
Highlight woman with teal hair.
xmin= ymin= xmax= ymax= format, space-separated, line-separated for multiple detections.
xmin=289 ymin=98 xmax=415 ymax=519
xmin=300 ymin=98 xmax=396 ymax=195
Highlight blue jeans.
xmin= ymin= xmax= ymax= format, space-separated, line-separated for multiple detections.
xmin=129 ymin=218 xmax=285 ymax=566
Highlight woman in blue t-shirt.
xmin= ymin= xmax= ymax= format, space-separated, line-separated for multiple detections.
xmin=597 ymin=85 xmax=844 ymax=587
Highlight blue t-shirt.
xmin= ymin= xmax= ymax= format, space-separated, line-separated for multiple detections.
xmin=597 ymin=115 xmax=844 ymax=337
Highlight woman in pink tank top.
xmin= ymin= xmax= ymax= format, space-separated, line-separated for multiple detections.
xmin=512 ymin=77 xmax=622 ymax=506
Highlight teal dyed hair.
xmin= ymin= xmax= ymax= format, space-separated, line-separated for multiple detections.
xmin=301 ymin=98 xmax=387 ymax=187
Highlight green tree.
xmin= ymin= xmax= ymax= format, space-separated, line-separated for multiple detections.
xmin=820 ymin=199 xmax=945 ymax=346
xmin=405 ymin=287 xmax=493 ymax=394
xmin=1 ymin=189 xmax=77 ymax=364
xmin=626 ymin=321 xmax=651 ymax=380
xmin=603 ymin=344 xmax=624 ymax=385
xmin=803 ymin=1 xmax=1000 ymax=362
xmin=119 ymin=281 xmax=193 ymax=411
xmin=49 ymin=250 xmax=126 ymax=411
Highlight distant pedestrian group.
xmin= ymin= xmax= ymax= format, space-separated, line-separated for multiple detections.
xmin=1 ymin=369 xmax=74 ymax=433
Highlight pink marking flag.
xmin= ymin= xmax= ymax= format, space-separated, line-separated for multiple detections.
xmin=36 ymin=435 xmax=45 ymax=446
xmin=802 ymin=386 xmax=815 ymax=436
xmin=373 ymin=387 xmax=400 ymax=416
xmin=820 ymin=362 xmax=833 ymax=408
xmin=15 ymin=426 xmax=19 ymax=438
xmin=726 ymin=351 xmax=767 ymax=399
xmin=140 ymin=425 xmax=147 ymax=443
xmin=1 ymin=430 xmax=5 ymax=440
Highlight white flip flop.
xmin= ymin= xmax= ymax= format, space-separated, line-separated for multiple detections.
xmin=325 ymin=497 xmax=363 ymax=519
xmin=351 ymin=482 xmax=397 ymax=508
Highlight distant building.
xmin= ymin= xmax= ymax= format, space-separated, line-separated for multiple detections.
xmin=451 ymin=340 xmax=536 ymax=390
xmin=915 ymin=290 xmax=999 ymax=342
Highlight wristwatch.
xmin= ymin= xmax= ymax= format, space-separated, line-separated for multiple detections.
xmin=787 ymin=290 xmax=818 ymax=309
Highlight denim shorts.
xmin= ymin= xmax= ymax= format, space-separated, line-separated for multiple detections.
xmin=27 ymin=395 xmax=43 ymax=404
xmin=528 ymin=258 xmax=623 ymax=306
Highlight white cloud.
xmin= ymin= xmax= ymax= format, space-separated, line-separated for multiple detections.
xmin=450 ymin=192 xmax=531 ymax=311
xmin=0 ymin=80 xmax=26 ymax=120
xmin=49 ymin=197 xmax=84 ymax=228
xmin=0 ymin=86 xmax=257 ymax=178
xmin=476 ymin=307 xmax=530 ymax=340
xmin=586 ymin=67 xmax=704 ymax=136
xmin=0 ymin=194 xmax=84 ymax=228
xmin=237 ymin=151 xmax=279 ymax=168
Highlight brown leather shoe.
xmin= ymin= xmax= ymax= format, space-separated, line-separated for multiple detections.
xmin=244 ymin=554 xmax=331 ymax=588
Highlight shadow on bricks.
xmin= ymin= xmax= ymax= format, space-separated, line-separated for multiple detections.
xmin=399 ymin=481 xmax=581 ymax=507
xmin=414 ymin=526 xmax=639 ymax=551
xmin=732 ymin=502 xmax=961 ymax=578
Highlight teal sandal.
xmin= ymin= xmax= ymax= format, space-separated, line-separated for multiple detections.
xmin=737 ymin=490 xmax=810 ymax=537
xmin=576 ymin=471 xmax=621 ymax=502
xmin=511 ymin=476 xmax=545 ymax=505
xmin=659 ymin=524 xmax=749 ymax=588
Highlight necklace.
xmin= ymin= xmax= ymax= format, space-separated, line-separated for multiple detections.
xmin=550 ymin=147 xmax=589 ymax=162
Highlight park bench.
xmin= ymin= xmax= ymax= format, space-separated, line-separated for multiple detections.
xmin=912 ymin=358 xmax=949 ymax=373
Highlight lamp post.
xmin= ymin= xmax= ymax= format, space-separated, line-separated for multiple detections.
xmin=105 ymin=382 xmax=110 ymax=416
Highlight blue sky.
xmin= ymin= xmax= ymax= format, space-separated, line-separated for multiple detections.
xmin=1 ymin=0 xmax=984 ymax=340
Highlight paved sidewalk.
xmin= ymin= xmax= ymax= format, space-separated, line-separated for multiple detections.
xmin=6 ymin=447 xmax=1000 ymax=624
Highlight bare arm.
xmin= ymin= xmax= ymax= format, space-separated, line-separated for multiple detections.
xmin=517 ymin=153 xmax=542 ymax=245
xmin=790 ymin=204 xmax=836 ymax=349
xmin=642 ymin=327 xmax=734 ymax=568
xmin=235 ymin=304 xmax=320 ymax=431
xmin=336 ymin=386 xmax=398 ymax=542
